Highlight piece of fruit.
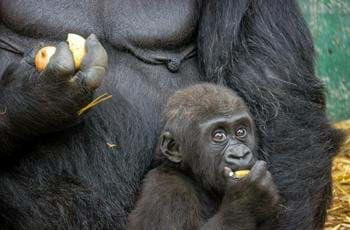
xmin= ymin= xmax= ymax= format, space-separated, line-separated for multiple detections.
xmin=66 ymin=33 xmax=86 ymax=70
xmin=34 ymin=33 xmax=86 ymax=72
xmin=234 ymin=170 xmax=250 ymax=178
xmin=34 ymin=46 xmax=57 ymax=72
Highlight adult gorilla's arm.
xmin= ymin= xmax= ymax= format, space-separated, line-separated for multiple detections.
xmin=198 ymin=0 xmax=343 ymax=229
xmin=0 ymin=35 xmax=107 ymax=158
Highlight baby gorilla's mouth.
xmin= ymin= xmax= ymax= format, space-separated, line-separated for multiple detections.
xmin=221 ymin=156 xmax=255 ymax=175
xmin=223 ymin=166 xmax=251 ymax=179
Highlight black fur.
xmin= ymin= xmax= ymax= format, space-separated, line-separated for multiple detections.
xmin=0 ymin=0 xmax=342 ymax=229
xmin=198 ymin=0 xmax=343 ymax=229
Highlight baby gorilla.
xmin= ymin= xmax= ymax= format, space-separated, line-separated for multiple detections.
xmin=128 ymin=83 xmax=279 ymax=230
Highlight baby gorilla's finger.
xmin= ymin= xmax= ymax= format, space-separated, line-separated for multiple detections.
xmin=249 ymin=160 xmax=267 ymax=182
xmin=259 ymin=171 xmax=273 ymax=187
xmin=79 ymin=34 xmax=107 ymax=89
xmin=43 ymin=42 xmax=75 ymax=79
xmin=259 ymin=171 xmax=279 ymax=205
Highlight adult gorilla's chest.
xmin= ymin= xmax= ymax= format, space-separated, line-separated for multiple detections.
xmin=0 ymin=0 xmax=202 ymax=126
xmin=0 ymin=0 xmax=202 ymax=216
xmin=0 ymin=0 xmax=199 ymax=48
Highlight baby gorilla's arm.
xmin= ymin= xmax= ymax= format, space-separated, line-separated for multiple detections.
xmin=128 ymin=168 xmax=204 ymax=230
xmin=128 ymin=162 xmax=279 ymax=230
xmin=0 ymin=35 xmax=107 ymax=158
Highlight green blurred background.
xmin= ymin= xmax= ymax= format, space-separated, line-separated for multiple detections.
xmin=299 ymin=0 xmax=350 ymax=121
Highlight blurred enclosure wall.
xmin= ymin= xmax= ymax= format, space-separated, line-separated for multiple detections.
xmin=299 ymin=0 xmax=350 ymax=121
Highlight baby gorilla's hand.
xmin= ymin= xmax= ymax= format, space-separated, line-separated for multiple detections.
xmin=0 ymin=34 xmax=108 ymax=135
xmin=222 ymin=161 xmax=279 ymax=222
xmin=247 ymin=161 xmax=279 ymax=206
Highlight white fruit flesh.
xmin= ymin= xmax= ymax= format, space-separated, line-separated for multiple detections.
xmin=67 ymin=33 xmax=86 ymax=70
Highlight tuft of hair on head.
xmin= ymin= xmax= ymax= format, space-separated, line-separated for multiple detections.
xmin=162 ymin=83 xmax=247 ymax=125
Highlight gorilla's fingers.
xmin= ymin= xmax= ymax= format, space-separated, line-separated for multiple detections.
xmin=79 ymin=34 xmax=108 ymax=89
xmin=77 ymin=66 xmax=106 ymax=90
xmin=250 ymin=160 xmax=267 ymax=181
xmin=83 ymin=34 xmax=108 ymax=68
xmin=43 ymin=42 xmax=75 ymax=79
xmin=249 ymin=161 xmax=279 ymax=204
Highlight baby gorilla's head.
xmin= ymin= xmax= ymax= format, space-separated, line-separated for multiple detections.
xmin=157 ymin=83 xmax=257 ymax=192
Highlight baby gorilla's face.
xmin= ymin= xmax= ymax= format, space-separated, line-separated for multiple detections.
xmin=190 ymin=111 xmax=257 ymax=191
xmin=201 ymin=112 xmax=256 ymax=170
xmin=159 ymin=83 xmax=257 ymax=192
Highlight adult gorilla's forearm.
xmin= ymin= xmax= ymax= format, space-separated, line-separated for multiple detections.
xmin=198 ymin=0 xmax=342 ymax=229
xmin=0 ymin=62 xmax=38 ymax=156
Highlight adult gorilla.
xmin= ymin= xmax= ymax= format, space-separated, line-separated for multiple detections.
xmin=0 ymin=0 xmax=342 ymax=229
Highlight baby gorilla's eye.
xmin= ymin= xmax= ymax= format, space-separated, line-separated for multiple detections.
xmin=235 ymin=127 xmax=247 ymax=138
xmin=212 ymin=130 xmax=227 ymax=142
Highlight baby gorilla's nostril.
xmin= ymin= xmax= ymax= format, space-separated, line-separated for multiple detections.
xmin=242 ymin=150 xmax=250 ymax=158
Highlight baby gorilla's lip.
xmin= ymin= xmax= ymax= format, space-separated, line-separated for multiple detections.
xmin=222 ymin=165 xmax=240 ymax=178
xmin=223 ymin=166 xmax=235 ymax=177
xmin=223 ymin=163 xmax=251 ymax=172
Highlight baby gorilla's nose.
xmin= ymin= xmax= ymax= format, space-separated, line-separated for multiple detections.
xmin=224 ymin=145 xmax=254 ymax=168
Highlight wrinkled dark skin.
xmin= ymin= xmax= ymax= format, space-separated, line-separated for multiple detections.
xmin=0 ymin=0 xmax=343 ymax=229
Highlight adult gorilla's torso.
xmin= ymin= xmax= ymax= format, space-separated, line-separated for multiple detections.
xmin=0 ymin=0 xmax=202 ymax=228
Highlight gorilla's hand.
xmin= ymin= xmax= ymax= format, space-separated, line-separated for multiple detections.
xmin=0 ymin=34 xmax=108 ymax=135
xmin=245 ymin=160 xmax=279 ymax=206
xmin=39 ymin=34 xmax=107 ymax=90
xmin=221 ymin=161 xmax=280 ymax=223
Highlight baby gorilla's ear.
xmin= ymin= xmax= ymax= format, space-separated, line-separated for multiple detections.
xmin=160 ymin=132 xmax=182 ymax=163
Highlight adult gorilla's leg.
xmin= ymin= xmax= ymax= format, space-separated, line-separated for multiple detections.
xmin=0 ymin=35 xmax=107 ymax=159
xmin=198 ymin=0 xmax=343 ymax=229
